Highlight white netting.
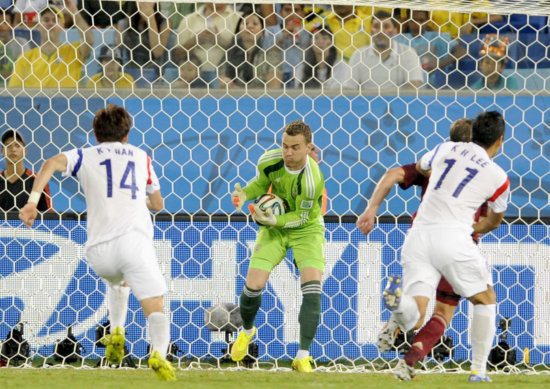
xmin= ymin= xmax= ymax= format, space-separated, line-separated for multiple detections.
xmin=0 ymin=0 xmax=549 ymax=375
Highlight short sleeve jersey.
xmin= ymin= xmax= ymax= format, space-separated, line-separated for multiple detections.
xmin=62 ymin=142 xmax=160 ymax=247
xmin=414 ymin=141 xmax=510 ymax=233
xmin=243 ymin=148 xmax=325 ymax=229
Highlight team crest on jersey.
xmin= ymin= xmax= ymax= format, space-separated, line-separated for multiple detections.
xmin=301 ymin=200 xmax=313 ymax=209
xmin=292 ymin=187 xmax=297 ymax=197
xmin=254 ymin=244 xmax=262 ymax=252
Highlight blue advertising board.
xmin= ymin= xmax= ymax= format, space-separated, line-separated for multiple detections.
xmin=0 ymin=95 xmax=548 ymax=217
xmin=0 ymin=219 xmax=548 ymax=364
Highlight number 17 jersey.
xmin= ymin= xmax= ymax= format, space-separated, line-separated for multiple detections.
xmin=414 ymin=141 xmax=510 ymax=234
xmin=62 ymin=142 xmax=160 ymax=247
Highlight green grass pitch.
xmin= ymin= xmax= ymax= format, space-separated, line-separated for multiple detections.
xmin=1 ymin=369 xmax=549 ymax=389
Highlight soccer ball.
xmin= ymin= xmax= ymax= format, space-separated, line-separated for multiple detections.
xmin=255 ymin=193 xmax=288 ymax=216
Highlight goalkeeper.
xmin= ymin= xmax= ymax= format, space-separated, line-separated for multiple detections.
xmin=231 ymin=120 xmax=325 ymax=372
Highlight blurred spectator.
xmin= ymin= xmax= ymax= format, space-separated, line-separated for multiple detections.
xmin=308 ymin=5 xmax=375 ymax=62
xmin=160 ymin=1 xmax=200 ymax=29
xmin=12 ymin=0 xmax=47 ymax=27
xmin=172 ymin=53 xmax=205 ymax=88
xmin=471 ymin=35 xmax=518 ymax=90
xmin=174 ymin=2 xmax=240 ymax=87
xmin=87 ymin=45 xmax=134 ymax=88
xmin=268 ymin=3 xmax=311 ymax=88
xmin=347 ymin=10 xmax=424 ymax=90
xmin=0 ymin=130 xmax=51 ymax=213
xmin=296 ymin=23 xmax=350 ymax=90
xmin=1 ymin=10 xmax=29 ymax=87
xmin=119 ymin=1 xmax=170 ymax=87
xmin=459 ymin=5 xmax=504 ymax=35
xmin=431 ymin=1 xmax=503 ymax=38
xmin=220 ymin=12 xmax=280 ymax=89
xmin=77 ymin=0 xmax=126 ymax=29
xmin=399 ymin=9 xmax=466 ymax=88
xmin=9 ymin=1 xmax=94 ymax=88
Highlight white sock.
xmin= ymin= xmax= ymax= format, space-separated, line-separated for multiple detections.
xmin=392 ymin=294 xmax=421 ymax=332
xmin=108 ymin=284 xmax=130 ymax=328
xmin=470 ymin=304 xmax=496 ymax=376
xmin=296 ymin=349 xmax=309 ymax=360
xmin=148 ymin=312 xmax=170 ymax=356
xmin=244 ymin=327 xmax=254 ymax=336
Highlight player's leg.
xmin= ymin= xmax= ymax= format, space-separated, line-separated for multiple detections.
xmin=119 ymin=233 xmax=175 ymax=381
xmin=468 ymin=285 xmax=496 ymax=383
xmin=385 ymin=229 xmax=440 ymax=333
xmin=403 ymin=277 xmax=460 ymax=367
xmin=291 ymin=227 xmax=325 ymax=372
xmin=232 ymin=227 xmax=286 ymax=362
xmin=103 ymin=282 xmax=130 ymax=365
xmin=441 ymin=252 xmax=495 ymax=383
xmin=86 ymin=240 xmax=128 ymax=365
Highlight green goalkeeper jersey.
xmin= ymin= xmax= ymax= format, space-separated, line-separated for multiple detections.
xmin=243 ymin=148 xmax=325 ymax=229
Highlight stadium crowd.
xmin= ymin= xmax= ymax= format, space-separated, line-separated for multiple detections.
xmin=0 ymin=1 xmax=547 ymax=90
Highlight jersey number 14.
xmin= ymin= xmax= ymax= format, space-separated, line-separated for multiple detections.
xmin=99 ymin=159 xmax=138 ymax=199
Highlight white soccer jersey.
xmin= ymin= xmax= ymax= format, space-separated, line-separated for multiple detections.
xmin=63 ymin=142 xmax=160 ymax=247
xmin=413 ymin=141 xmax=510 ymax=233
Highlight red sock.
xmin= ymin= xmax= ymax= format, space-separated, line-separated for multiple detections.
xmin=404 ymin=314 xmax=447 ymax=367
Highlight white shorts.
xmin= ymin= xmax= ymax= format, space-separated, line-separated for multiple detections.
xmin=86 ymin=232 xmax=167 ymax=301
xmin=401 ymin=226 xmax=492 ymax=299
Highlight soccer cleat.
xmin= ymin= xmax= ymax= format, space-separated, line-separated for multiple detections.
xmin=148 ymin=350 xmax=176 ymax=381
xmin=292 ymin=356 xmax=313 ymax=373
xmin=101 ymin=325 xmax=125 ymax=365
xmin=377 ymin=315 xmax=401 ymax=352
xmin=383 ymin=275 xmax=402 ymax=311
xmin=469 ymin=371 xmax=492 ymax=383
xmin=393 ymin=358 xmax=417 ymax=381
xmin=231 ymin=327 xmax=256 ymax=362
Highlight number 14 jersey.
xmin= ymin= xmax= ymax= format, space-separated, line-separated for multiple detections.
xmin=63 ymin=142 xmax=160 ymax=247
xmin=414 ymin=141 xmax=510 ymax=234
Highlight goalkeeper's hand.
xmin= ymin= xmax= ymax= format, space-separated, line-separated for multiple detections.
xmin=249 ymin=203 xmax=277 ymax=226
xmin=232 ymin=183 xmax=246 ymax=212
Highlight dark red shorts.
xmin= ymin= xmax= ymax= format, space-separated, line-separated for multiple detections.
xmin=436 ymin=277 xmax=461 ymax=306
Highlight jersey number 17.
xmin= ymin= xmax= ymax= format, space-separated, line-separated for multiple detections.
xmin=433 ymin=158 xmax=479 ymax=198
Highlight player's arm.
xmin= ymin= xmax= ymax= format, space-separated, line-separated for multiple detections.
xmin=19 ymin=153 xmax=68 ymax=228
xmin=146 ymin=191 xmax=163 ymax=211
xmin=416 ymin=160 xmax=431 ymax=177
xmin=473 ymin=176 xmax=510 ymax=234
xmin=357 ymin=167 xmax=405 ymax=235
xmin=232 ymin=157 xmax=272 ymax=212
xmin=416 ymin=142 xmax=446 ymax=177
xmin=145 ymin=154 xmax=163 ymax=212
xmin=274 ymin=170 xmax=324 ymax=228
xmin=472 ymin=208 xmax=504 ymax=234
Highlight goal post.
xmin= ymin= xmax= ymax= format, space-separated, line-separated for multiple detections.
xmin=0 ymin=0 xmax=549 ymax=372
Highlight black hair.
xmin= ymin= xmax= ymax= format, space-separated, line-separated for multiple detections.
xmin=1 ymin=130 xmax=25 ymax=146
xmin=472 ymin=111 xmax=505 ymax=148
xmin=93 ymin=105 xmax=132 ymax=143
xmin=301 ymin=24 xmax=337 ymax=88
xmin=224 ymin=12 xmax=265 ymax=86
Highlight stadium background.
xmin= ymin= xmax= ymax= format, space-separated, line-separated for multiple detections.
xmin=0 ymin=0 xmax=549 ymax=370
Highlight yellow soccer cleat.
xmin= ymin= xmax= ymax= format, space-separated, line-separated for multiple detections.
xmin=231 ymin=327 xmax=256 ymax=362
xmin=102 ymin=325 xmax=125 ymax=365
xmin=148 ymin=350 xmax=176 ymax=381
xmin=292 ymin=356 xmax=314 ymax=373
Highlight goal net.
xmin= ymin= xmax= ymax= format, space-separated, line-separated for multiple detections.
xmin=0 ymin=0 xmax=549 ymax=373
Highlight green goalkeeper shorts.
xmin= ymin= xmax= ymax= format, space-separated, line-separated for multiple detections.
xmin=249 ymin=224 xmax=325 ymax=272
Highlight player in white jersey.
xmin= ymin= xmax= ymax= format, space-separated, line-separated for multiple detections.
xmin=383 ymin=111 xmax=510 ymax=383
xmin=19 ymin=105 xmax=176 ymax=381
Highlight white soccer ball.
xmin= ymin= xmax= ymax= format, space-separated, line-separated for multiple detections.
xmin=255 ymin=193 xmax=288 ymax=216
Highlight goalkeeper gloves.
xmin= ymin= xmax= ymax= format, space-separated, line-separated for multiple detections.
xmin=232 ymin=183 xmax=246 ymax=212
xmin=248 ymin=203 xmax=277 ymax=226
